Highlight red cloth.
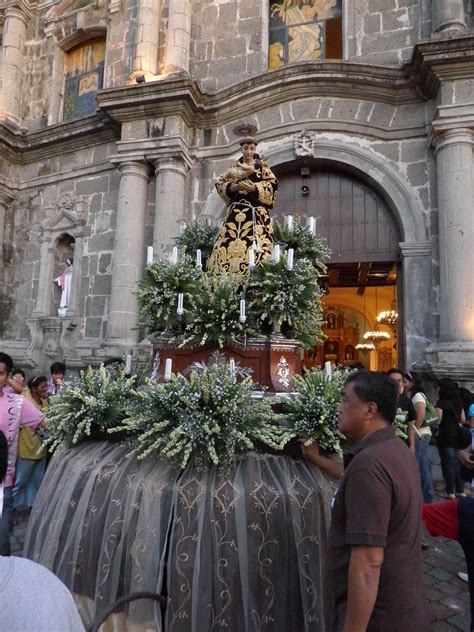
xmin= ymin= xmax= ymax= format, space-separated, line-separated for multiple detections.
xmin=422 ymin=500 xmax=459 ymax=540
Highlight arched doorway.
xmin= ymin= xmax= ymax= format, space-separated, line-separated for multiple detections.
xmin=273 ymin=163 xmax=401 ymax=370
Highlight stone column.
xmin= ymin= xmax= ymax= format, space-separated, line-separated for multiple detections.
xmin=399 ymin=242 xmax=435 ymax=368
xmin=153 ymin=158 xmax=188 ymax=256
xmin=129 ymin=0 xmax=161 ymax=82
xmin=32 ymin=235 xmax=56 ymax=317
xmin=434 ymin=129 xmax=474 ymax=343
xmin=0 ymin=5 xmax=29 ymax=124
xmin=432 ymin=0 xmax=466 ymax=34
xmin=162 ymin=0 xmax=192 ymax=73
xmin=0 ymin=192 xmax=12 ymax=270
xmin=107 ymin=161 xmax=150 ymax=346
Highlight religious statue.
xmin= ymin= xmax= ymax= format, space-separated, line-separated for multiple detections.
xmin=54 ymin=258 xmax=73 ymax=317
xmin=207 ymin=137 xmax=278 ymax=275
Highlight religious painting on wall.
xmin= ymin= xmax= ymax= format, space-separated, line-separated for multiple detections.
xmin=63 ymin=37 xmax=106 ymax=122
xmin=269 ymin=0 xmax=342 ymax=69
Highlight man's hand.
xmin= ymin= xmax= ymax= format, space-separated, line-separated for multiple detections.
xmin=299 ymin=438 xmax=344 ymax=478
xmin=343 ymin=546 xmax=384 ymax=632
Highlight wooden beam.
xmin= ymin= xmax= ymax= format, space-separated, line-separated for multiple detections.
xmin=356 ymin=262 xmax=371 ymax=293
xmin=329 ymin=268 xmax=339 ymax=286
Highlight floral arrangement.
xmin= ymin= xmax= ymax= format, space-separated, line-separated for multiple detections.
xmin=245 ymin=255 xmax=325 ymax=348
xmin=393 ymin=408 xmax=408 ymax=441
xmin=137 ymin=256 xmax=203 ymax=335
xmin=113 ymin=362 xmax=288 ymax=470
xmin=43 ymin=365 xmax=136 ymax=453
xmin=137 ymin=219 xmax=329 ymax=349
xmin=279 ymin=368 xmax=350 ymax=455
xmin=181 ymin=273 xmax=260 ymax=348
xmin=273 ymin=220 xmax=330 ymax=274
xmin=175 ymin=220 xmax=219 ymax=267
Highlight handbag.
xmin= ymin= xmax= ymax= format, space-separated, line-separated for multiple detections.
xmin=420 ymin=393 xmax=438 ymax=427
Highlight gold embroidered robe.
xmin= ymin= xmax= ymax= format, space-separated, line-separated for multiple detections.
xmin=207 ymin=160 xmax=278 ymax=276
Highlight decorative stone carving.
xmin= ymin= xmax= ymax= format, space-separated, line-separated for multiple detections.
xmin=42 ymin=192 xmax=86 ymax=232
xmin=276 ymin=356 xmax=290 ymax=389
xmin=293 ymin=129 xmax=316 ymax=157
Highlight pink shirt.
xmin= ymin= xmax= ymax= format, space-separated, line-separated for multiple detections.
xmin=0 ymin=392 xmax=43 ymax=487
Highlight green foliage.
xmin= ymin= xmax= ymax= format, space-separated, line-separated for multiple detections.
xmin=43 ymin=365 xmax=136 ymax=453
xmin=175 ymin=220 xmax=219 ymax=267
xmin=182 ymin=274 xmax=260 ymax=347
xmin=273 ymin=220 xmax=330 ymax=274
xmin=114 ymin=363 xmax=288 ymax=470
xmin=245 ymin=256 xmax=325 ymax=348
xmin=280 ymin=368 xmax=351 ymax=455
xmin=137 ymin=257 xmax=203 ymax=335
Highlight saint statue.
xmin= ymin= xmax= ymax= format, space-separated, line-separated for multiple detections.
xmin=55 ymin=258 xmax=73 ymax=317
xmin=207 ymin=137 xmax=278 ymax=275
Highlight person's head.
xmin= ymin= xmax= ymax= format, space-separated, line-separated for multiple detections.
xmin=50 ymin=361 xmax=66 ymax=384
xmin=11 ymin=368 xmax=25 ymax=387
xmin=239 ymin=137 xmax=258 ymax=163
xmin=103 ymin=357 xmax=125 ymax=376
xmin=438 ymin=378 xmax=461 ymax=401
xmin=387 ymin=368 xmax=404 ymax=396
xmin=403 ymin=371 xmax=414 ymax=392
xmin=66 ymin=258 xmax=73 ymax=266
xmin=28 ymin=375 xmax=49 ymax=402
xmin=0 ymin=431 xmax=7 ymax=483
xmin=0 ymin=352 xmax=14 ymax=391
xmin=337 ymin=371 xmax=398 ymax=443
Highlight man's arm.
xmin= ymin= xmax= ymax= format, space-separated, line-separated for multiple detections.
xmin=459 ymin=445 xmax=474 ymax=469
xmin=299 ymin=438 xmax=344 ymax=478
xmin=343 ymin=545 xmax=384 ymax=632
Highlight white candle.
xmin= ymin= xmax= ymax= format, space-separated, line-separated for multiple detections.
xmin=125 ymin=354 xmax=132 ymax=374
xmin=164 ymin=358 xmax=172 ymax=381
xmin=239 ymin=299 xmax=246 ymax=323
xmin=196 ymin=249 xmax=202 ymax=268
xmin=308 ymin=217 xmax=315 ymax=236
xmin=146 ymin=246 xmax=154 ymax=265
xmin=286 ymin=215 xmax=293 ymax=231
xmin=287 ymin=248 xmax=294 ymax=270
xmin=248 ymin=247 xmax=255 ymax=268
xmin=273 ymin=244 xmax=281 ymax=264
xmin=229 ymin=358 xmax=236 ymax=383
xmin=177 ymin=292 xmax=184 ymax=315
xmin=324 ymin=361 xmax=332 ymax=381
xmin=171 ymin=246 xmax=179 ymax=265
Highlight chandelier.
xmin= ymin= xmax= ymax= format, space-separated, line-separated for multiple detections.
xmin=363 ymin=329 xmax=390 ymax=347
xmin=377 ymin=301 xmax=398 ymax=328
xmin=355 ymin=342 xmax=375 ymax=351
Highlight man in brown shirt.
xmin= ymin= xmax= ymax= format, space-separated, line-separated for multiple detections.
xmin=302 ymin=370 xmax=430 ymax=632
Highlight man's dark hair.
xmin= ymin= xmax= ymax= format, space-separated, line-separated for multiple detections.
xmin=103 ymin=357 xmax=125 ymax=368
xmin=12 ymin=368 xmax=25 ymax=380
xmin=0 ymin=431 xmax=7 ymax=483
xmin=345 ymin=370 xmax=398 ymax=424
xmin=0 ymin=352 xmax=14 ymax=374
xmin=50 ymin=362 xmax=66 ymax=374
xmin=387 ymin=367 xmax=403 ymax=377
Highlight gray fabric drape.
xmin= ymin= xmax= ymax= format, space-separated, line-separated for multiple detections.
xmin=25 ymin=442 xmax=334 ymax=631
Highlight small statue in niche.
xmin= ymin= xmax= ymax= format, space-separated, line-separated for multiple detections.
xmin=326 ymin=312 xmax=336 ymax=329
xmin=55 ymin=258 xmax=73 ymax=318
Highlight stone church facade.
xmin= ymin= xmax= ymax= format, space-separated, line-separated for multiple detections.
xmin=0 ymin=0 xmax=473 ymax=386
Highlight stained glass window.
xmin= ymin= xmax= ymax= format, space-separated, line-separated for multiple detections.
xmin=269 ymin=0 xmax=342 ymax=69
xmin=63 ymin=37 xmax=106 ymax=122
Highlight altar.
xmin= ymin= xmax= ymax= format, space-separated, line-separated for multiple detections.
xmin=25 ymin=441 xmax=335 ymax=631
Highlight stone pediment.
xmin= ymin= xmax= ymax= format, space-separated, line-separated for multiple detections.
xmin=42 ymin=192 xmax=86 ymax=233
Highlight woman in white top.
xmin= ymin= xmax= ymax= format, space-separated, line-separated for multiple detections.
xmin=406 ymin=371 xmax=435 ymax=504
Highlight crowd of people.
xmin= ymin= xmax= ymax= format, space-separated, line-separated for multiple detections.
xmin=0 ymin=349 xmax=473 ymax=630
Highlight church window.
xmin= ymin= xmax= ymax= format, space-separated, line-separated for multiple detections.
xmin=63 ymin=37 xmax=106 ymax=122
xmin=269 ymin=0 xmax=342 ymax=69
